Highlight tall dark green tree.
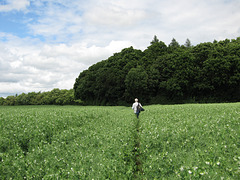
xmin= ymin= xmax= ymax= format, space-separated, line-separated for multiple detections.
xmin=142 ymin=37 xmax=167 ymax=67
xmin=168 ymin=38 xmax=180 ymax=53
xmin=169 ymin=38 xmax=180 ymax=48
xmin=184 ymin=38 xmax=192 ymax=48
xmin=74 ymin=47 xmax=143 ymax=105
xmin=151 ymin=35 xmax=160 ymax=44
xmin=124 ymin=66 xmax=148 ymax=102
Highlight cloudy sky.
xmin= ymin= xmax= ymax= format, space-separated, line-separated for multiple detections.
xmin=0 ymin=0 xmax=240 ymax=97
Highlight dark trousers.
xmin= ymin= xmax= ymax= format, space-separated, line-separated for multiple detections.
xmin=135 ymin=112 xmax=140 ymax=118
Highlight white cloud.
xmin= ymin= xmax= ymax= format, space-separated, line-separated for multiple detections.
xmin=25 ymin=0 xmax=240 ymax=45
xmin=27 ymin=0 xmax=84 ymax=41
xmin=0 ymin=0 xmax=30 ymax=12
xmin=0 ymin=32 xmax=133 ymax=95
xmin=84 ymin=2 xmax=146 ymax=28
xmin=29 ymin=10 xmax=83 ymax=39
xmin=1 ymin=0 xmax=240 ymax=97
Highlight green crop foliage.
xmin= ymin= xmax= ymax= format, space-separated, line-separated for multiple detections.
xmin=0 ymin=103 xmax=239 ymax=179
xmin=139 ymin=103 xmax=240 ymax=179
xmin=0 ymin=106 xmax=135 ymax=179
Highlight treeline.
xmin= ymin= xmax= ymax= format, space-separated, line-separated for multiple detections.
xmin=74 ymin=36 xmax=240 ymax=105
xmin=0 ymin=89 xmax=83 ymax=106
xmin=2 ymin=36 xmax=239 ymax=106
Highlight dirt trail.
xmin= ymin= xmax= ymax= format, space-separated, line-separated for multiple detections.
xmin=133 ymin=118 xmax=143 ymax=179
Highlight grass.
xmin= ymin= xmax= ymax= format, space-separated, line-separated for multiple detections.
xmin=0 ymin=103 xmax=239 ymax=179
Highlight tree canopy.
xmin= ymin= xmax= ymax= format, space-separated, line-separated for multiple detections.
xmin=74 ymin=36 xmax=240 ymax=105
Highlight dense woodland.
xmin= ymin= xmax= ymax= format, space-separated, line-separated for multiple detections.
xmin=74 ymin=36 xmax=240 ymax=105
xmin=1 ymin=36 xmax=240 ymax=106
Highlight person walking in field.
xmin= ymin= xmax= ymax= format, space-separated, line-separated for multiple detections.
xmin=132 ymin=98 xmax=144 ymax=118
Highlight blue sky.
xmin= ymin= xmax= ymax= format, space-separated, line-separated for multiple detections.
xmin=0 ymin=0 xmax=240 ymax=97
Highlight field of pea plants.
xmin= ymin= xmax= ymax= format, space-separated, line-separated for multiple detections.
xmin=0 ymin=103 xmax=239 ymax=179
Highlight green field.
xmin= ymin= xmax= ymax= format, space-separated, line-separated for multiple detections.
xmin=0 ymin=103 xmax=239 ymax=179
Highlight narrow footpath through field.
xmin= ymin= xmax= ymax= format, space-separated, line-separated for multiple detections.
xmin=133 ymin=117 xmax=143 ymax=178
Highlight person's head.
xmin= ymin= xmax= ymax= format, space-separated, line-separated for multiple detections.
xmin=135 ymin=98 xmax=138 ymax=102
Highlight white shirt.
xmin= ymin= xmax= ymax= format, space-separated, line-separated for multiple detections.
xmin=132 ymin=102 xmax=142 ymax=113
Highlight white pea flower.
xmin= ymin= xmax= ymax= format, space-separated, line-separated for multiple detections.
xmin=180 ymin=166 xmax=184 ymax=171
